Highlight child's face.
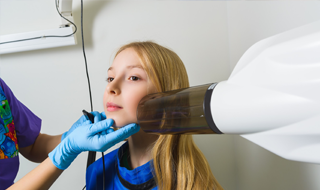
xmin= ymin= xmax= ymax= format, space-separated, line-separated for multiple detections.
xmin=103 ymin=48 xmax=157 ymax=127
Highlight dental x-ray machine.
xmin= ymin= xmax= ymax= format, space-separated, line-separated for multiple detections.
xmin=137 ymin=20 xmax=320 ymax=164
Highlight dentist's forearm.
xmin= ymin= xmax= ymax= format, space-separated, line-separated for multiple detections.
xmin=8 ymin=157 xmax=63 ymax=190
xmin=20 ymin=133 xmax=62 ymax=163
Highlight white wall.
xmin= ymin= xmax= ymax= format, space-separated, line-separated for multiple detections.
xmin=0 ymin=1 xmax=235 ymax=190
xmin=226 ymin=2 xmax=320 ymax=190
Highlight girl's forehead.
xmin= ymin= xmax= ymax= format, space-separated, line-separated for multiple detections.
xmin=110 ymin=49 xmax=142 ymax=69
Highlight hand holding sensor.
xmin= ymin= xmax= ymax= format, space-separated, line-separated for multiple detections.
xmin=49 ymin=118 xmax=140 ymax=170
xmin=61 ymin=111 xmax=103 ymax=141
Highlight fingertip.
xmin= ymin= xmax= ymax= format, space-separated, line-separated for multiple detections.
xmin=98 ymin=118 xmax=114 ymax=127
xmin=90 ymin=111 xmax=100 ymax=123
xmin=88 ymin=118 xmax=114 ymax=134
xmin=101 ymin=112 xmax=107 ymax=119
xmin=105 ymin=118 xmax=114 ymax=126
xmin=121 ymin=123 xmax=140 ymax=135
xmin=91 ymin=111 xmax=99 ymax=115
xmin=110 ymin=123 xmax=140 ymax=142
xmin=127 ymin=123 xmax=140 ymax=132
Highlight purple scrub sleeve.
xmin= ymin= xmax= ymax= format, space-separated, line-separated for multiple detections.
xmin=0 ymin=78 xmax=41 ymax=190
xmin=0 ymin=79 xmax=41 ymax=148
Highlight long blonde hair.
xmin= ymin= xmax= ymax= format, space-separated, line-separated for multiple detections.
xmin=115 ymin=41 xmax=223 ymax=190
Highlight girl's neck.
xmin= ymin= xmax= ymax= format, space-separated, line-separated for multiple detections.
xmin=127 ymin=130 xmax=158 ymax=169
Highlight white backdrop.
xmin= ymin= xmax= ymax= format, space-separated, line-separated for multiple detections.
xmin=0 ymin=1 xmax=320 ymax=190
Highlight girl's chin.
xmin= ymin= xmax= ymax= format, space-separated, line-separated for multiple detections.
xmin=104 ymin=111 xmax=138 ymax=127
xmin=111 ymin=118 xmax=137 ymax=128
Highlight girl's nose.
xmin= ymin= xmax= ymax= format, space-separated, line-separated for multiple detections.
xmin=107 ymin=81 xmax=121 ymax=95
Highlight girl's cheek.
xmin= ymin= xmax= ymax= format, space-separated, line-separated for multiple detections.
xmin=127 ymin=94 xmax=146 ymax=115
xmin=103 ymin=90 xmax=108 ymax=104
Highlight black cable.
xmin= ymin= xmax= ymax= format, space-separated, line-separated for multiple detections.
xmin=102 ymin=152 xmax=106 ymax=189
xmin=0 ymin=0 xmax=77 ymax=45
xmin=80 ymin=0 xmax=90 ymax=189
xmin=80 ymin=0 xmax=105 ymax=189
xmin=81 ymin=0 xmax=93 ymax=113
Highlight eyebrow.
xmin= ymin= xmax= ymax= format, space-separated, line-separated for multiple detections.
xmin=108 ymin=65 xmax=144 ymax=71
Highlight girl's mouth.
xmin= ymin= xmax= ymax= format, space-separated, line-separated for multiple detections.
xmin=106 ymin=102 xmax=123 ymax=112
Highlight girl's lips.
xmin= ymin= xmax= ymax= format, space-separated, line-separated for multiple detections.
xmin=107 ymin=107 xmax=122 ymax=112
xmin=106 ymin=102 xmax=123 ymax=112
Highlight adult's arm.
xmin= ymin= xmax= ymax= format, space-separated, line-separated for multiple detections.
xmin=19 ymin=133 xmax=62 ymax=163
xmin=19 ymin=111 xmax=105 ymax=162
xmin=7 ymin=157 xmax=63 ymax=190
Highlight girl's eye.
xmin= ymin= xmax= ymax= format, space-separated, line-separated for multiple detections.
xmin=107 ymin=77 xmax=114 ymax=83
xmin=129 ymin=76 xmax=140 ymax=81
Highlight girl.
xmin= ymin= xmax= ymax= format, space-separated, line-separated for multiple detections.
xmin=9 ymin=41 xmax=223 ymax=190
xmin=87 ymin=41 xmax=222 ymax=190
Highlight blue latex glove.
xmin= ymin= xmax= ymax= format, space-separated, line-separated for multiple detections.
xmin=61 ymin=111 xmax=106 ymax=141
xmin=49 ymin=119 xmax=140 ymax=170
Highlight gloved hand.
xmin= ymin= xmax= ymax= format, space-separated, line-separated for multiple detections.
xmin=49 ymin=119 xmax=140 ymax=170
xmin=61 ymin=111 xmax=106 ymax=141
